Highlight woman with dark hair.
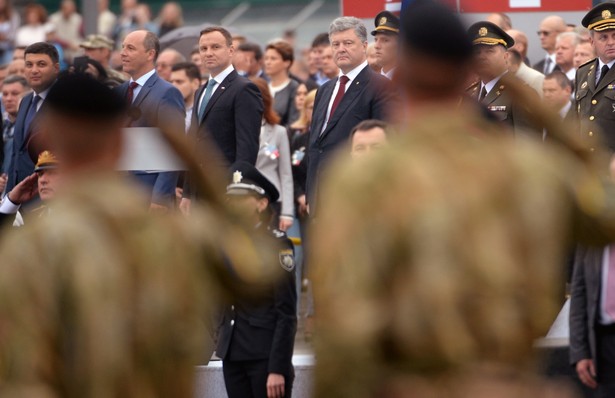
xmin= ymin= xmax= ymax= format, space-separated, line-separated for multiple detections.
xmin=264 ymin=41 xmax=299 ymax=128
xmin=251 ymin=77 xmax=294 ymax=232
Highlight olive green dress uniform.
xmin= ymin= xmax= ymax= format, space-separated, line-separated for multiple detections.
xmin=464 ymin=22 xmax=537 ymax=135
xmin=575 ymin=6 xmax=615 ymax=153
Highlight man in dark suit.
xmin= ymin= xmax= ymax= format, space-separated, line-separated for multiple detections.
xmin=533 ymin=15 xmax=566 ymax=74
xmin=575 ymin=3 xmax=615 ymax=153
xmin=543 ymin=70 xmax=576 ymax=140
xmin=180 ymin=26 xmax=263 ymax=214
xmin=570 ymin=245 xmax=615 ymax=397
xmin=306 ymin=17 xmax=394 ymax=215
xmin=116 ymin=30 xmax=185 ymax=210
xmin=5 ymin=42 xmax=59 ymax=195
xmin=217 ymin=161 xmax=296 ymax=398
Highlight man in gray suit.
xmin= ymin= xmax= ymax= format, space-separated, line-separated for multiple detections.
xmin=570 ymin=244 xmax=615 ymax=397
xmin=116 ymin=30 xmax=185 ymax=211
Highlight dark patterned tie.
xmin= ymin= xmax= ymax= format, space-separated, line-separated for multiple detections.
xmin=329 ymin=75 xmax=350 ymax=119
xmin=23 ymin=94 xmax=40 ymax=138
xmin=598 ymin=64 xmax=610 ymax=86
xmin=479 ymin=86 xmax=487 ymax=101
xmin=126 ymin=81 xmax=139 ymax=104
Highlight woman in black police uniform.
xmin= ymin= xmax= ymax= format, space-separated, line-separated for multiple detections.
xmin=216 ymin=160 xmax=297 ymax=398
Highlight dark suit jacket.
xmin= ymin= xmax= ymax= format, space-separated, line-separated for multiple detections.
xmin=533 ymin=58 xmax=560 ymax=74
xmin=185 ymin=70 xmax=263 ymax=195
xmin=192 ymin=69 xmax=262 ymax=166
xmin=216 ymin=226 xmax=297 ymax=377
xmin=570 ymin=246 xmax=604 ymax=371
xmin=6 ymin=92 xmax=49 ymax=193
xmin=306 ymin=65 xmax=394 ymax=214
xmin=115 ymin=72 xmax=185 ymax=205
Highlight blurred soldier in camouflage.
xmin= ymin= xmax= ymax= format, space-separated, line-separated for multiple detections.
xmin=310 ymin=1 xmax=615 ymax=397
xmin=0 ymin=73 xmax=276 ymax=397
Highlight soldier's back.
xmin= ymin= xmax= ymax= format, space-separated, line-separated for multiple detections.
xmin=0 ymin=173 xmax=231 ymax=397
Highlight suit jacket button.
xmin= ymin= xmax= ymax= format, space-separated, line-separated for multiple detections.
xmin=592 ymin=99 xmax=598 ymax=105
xmin=589 ymin=131 xmax=594 ymax=136
xmin=319 ymin=150 xmax=323 ymax=154
xmin=231 ymin=320 xmax=235 ymax=326
xmin=589 ymin=116 xmax=595 ymax=121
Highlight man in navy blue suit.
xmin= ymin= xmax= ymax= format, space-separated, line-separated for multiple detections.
xmin=5 ymin=42 xmax=59 ymax=197
xmin=306 ymin=17 xmax=395 ymax=216
xmin=116 ymin=30 xmax=185 ymax=211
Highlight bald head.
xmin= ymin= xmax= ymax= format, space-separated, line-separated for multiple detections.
xmin=156 ymin=48 xmax=186 ymax=81
xmin=121 ymin=30 xmax=160 ymax=79
xmin=539 ymin=16 xmax=567 ymax=53
xmin=507 ymin=29 xmax=528 ymax=58
xmin=486 ymin=13 xmax=512 ymax=30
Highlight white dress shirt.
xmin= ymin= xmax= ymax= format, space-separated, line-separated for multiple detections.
xmin=596 ymin=59 xmax=615 ymax=85
xmin=129 ymin=68 xmax=156 ymax=103
xmin=198 ymin=64 xmax=234 ymax=110
xmin=600 ymin=246 xmax=615 ymax=325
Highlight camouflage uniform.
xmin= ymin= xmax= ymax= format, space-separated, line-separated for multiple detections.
xmin=310 ymin=104 xmax=615 ymax=398
xmin=0 ymin=173 xmax=270 ymax=397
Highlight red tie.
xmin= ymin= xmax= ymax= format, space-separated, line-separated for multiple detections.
xmin=126 ymin=81 xmax=139 ymax=104
xmin=329 ymin=75 xmax=349 ymax=119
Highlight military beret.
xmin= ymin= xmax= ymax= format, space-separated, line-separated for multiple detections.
xmin=227 ymin=161 xmax=279 ymax=203
xmin=582 ymin=2 xmax=615 ymax=32
xmin=400 ymin=0 xmax=473 ymax=62
xmin=468 ymin=21 xmax=515 ymax=49
xmin=372 ymin=10 xmax=399 ymax=36
xmin=45 ymin=72 xmax=127 ymax=119
xmin=80 ymin=34 xmax=114 ymax=50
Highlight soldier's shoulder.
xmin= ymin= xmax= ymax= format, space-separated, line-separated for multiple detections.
xmin=577 ymin=58 xmax=597 ymax=72
xmin=465 ymin=81 xmax=480 ymax=94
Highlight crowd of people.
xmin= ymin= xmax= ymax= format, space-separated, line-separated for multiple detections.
xmin=1 ymin=0 xmax=615 ymax=397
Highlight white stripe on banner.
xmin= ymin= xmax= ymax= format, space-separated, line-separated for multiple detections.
xmin=510 ymin=0 xmax=541 ymax=7
xmin=385 ymin=1 xmax=402 ymax=12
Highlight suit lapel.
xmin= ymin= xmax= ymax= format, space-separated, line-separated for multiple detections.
xmin=588 ymin=59 xmax=599 ymax=93
xmin=311 ymin=82 xmax=335 ymax=140
xmin=203 ymin=71 xmax=237 ymax=118
xmin=132 ymin=73 xmax=158 ymax=108
xmin=15 ymin=93 xmax=32 ymax=149
xmin=482 ymin=75 xmax=507 ymax=106
xmin=319 ymin=67 xmax=370 ymax=140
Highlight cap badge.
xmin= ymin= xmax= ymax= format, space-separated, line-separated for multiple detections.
xmin=479 ymin=27 xmax=488 ymax=37
xmin=604 ymin=9 xmax=612 ymax=19
xmin=379 ymin=16 xmax=387 ymax=26
xmin=232 ymin=170 xmax=243 ymax=183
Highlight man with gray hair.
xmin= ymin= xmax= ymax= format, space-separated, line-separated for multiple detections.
xmin=306 ymin=16 xmax=394 ymax=215
xmin=156 ymin=47 xmax=186 ymax=82
xmin=555 ymin=31 xmax=581 ymax=82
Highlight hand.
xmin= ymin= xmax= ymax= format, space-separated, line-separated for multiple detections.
xmin=8 ymin=173 xmax=38 ymax=204
xmin=576 ymin=358 xmax=597 ymax=389
xmin=279 ymin=217 xmax=293 ymax=232
xmin=179 ymin=198 xmax=191 ymax=216
xmin=0 ymin=173 xmax=7 ymax=193
xmin=297 ymin=195 xmax=307 ymax=217
xmin=266 ymin=373 xmax=285 ymax=398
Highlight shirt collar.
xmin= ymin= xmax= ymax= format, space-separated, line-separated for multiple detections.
xmin=209 ymin=64 xmax=234 ymax=85
xmin=481 ymin=71 xmax=508 ymax=94
xmin=381 ymin=67 xmax=395 ymax=79
xmin=339 ymin=60 xmax=368 ymax=83
xmin=131 ymin=69 xmax=156 ymax=87
xmin=598 ymin=58 xmax=615 ymax=71
xmin=36 ymin=85 xmax=53 ymax=100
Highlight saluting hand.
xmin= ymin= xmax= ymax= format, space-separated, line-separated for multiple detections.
xmin=267 ymin=373 xmax=285 ymax=398
xmin=8 ymin=173 xmax=38 ymax=204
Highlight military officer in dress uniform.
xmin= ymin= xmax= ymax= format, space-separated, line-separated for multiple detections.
xmin=466 ymin=21 xmax=536 ymax=135
xmin=217 ymin=161 xmax=297 ymax=398
xmin=371 ymin=11 xmax=399 ymax=80
xmin=0 ymin=149 xmax=59 ymax=226
xmin=575 ymin=3 xmax=615 ymax=153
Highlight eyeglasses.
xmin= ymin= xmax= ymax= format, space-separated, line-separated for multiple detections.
xmin=537 ymin=30 xmax=552 ymax=36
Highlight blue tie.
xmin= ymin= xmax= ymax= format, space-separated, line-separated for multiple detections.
xmin=199 ymin=79 xmax=218 ymax=123
xmin=23 ymin=95 xmax=41 ymax=138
